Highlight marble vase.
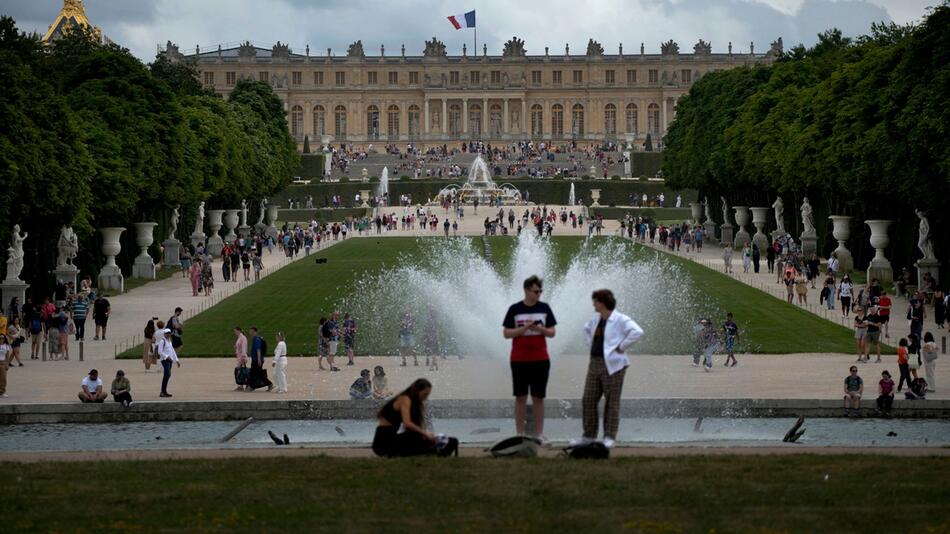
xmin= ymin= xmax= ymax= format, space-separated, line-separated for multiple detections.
xmin=590 ymin=189 xmax=602 ymax=207
xmin=865 ymin=219 xmax=894 ymax=283
xmin=98 ymin=227 xmax=125 ymax=292
xmin=132 ymin=222 xmax=157 ymax=280
xmin=266 ymin=204 xmax=280 ymax=239
xmin=828 ymin=215 xmax=854 ymax=273
xmin=733 ymin=206 xmax=751 ymax=250
xmin=223 ymin=209 xmax=239 ymax=243
xmin=689 ymin=203 xmax=703 ymax=225
xmin=750 ymin=207 xmax=770 ymax=251
xmin=206 ymin=210 xmax=225 ymax=257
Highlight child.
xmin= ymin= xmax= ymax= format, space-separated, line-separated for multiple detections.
xmin=843 ymin=365 xmax=863 ymax=417
xmin=897 ymin=338 xmax=912 ymax=392
xmin=722 ymin=313 xmax=739 ymax=367
xmin=876 ymin=370 xmax=894 ymax=414
xmin=372 ymin=366 xmax=390 ymax=399
xmin=349 ymin=369 xmax=372 ymax=400
xmin=905 ymin=377 xmax=928 ymax=400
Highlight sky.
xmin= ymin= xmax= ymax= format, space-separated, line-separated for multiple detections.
xmin=0 ymin=0 xmax=939 ymax=62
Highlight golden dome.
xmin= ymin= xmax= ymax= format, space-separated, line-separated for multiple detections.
xmin=42 ymin=0 xmax=103 ymax=44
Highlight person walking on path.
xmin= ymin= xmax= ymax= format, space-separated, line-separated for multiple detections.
xmin=271 ymin=332 xmax=288 ymax=393
xmin=399 ymin=311 xmax=417 ymax=367
xmin=234 ymin=327 xmax=248 ymax=391
xmin=167 ymin=308 xmax=184 ymax=352
xmin=722 ymin=244 xmax=733 ymax=274
xmin=92 ymin=294 xmax=110 ymax=341
xmin=247 ymin=327 xmax=273 ymax=392
xmin=343 ymin=313 xmax=357 ymax=366
xmin=878 ymin=290 xmax=893 ymax=339
xmin=143 ymin=319 xmax=157 ymax=372
xmin=722 ymin=313 xmax=739 ymax=367
xmin=853 ymin=310 xmax=868 ymax=361
xmin=71 ymin=293 xmax=88 ymax=341
xmin=922 ymin=332 xmax=937 ymax=392
xmin=157 ymin=329 xmax=181 ymax=397
xmin=575 ymin=289 xmax=643 ymax=448
xmin=0 ymin=334 xmax=10 ymax=398
xmin=863 ymin=306 xmax=883 ymax=363
xmin=897 ymin=337 xmax=912 ymax=392
xmin=503 ymin=275 xmax=557 ymax=441
xmin=839 ymin=275 xmax=854 ymax=317
xmin=741 ymin=243 xmax=752 ymax=273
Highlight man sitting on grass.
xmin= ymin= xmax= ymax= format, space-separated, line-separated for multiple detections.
xmin=78 ymin=369 xmax=107 ymax=403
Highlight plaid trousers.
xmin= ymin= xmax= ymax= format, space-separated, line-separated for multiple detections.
xmin=582 ymin=357 xmax=627 ymax=440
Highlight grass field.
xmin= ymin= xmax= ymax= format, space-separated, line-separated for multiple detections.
xmin=2 ymin=455 xmax=949 ymax=531
xmin=126 ymin=236 xmax=856 ymax=357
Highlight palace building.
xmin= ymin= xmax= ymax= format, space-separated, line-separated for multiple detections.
xmin=168 ymin=36 xmax=781 ymax=149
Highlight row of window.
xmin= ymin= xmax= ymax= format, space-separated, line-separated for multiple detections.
xmin=203 ymin=68 xmax=693 ymax=87
xmin=290 ymin=102 xmax=662 ymax=138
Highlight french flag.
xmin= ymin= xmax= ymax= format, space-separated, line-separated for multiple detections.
xmin=447 ymin=10 xmax=476 ymax=29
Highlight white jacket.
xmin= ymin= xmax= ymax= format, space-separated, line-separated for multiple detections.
xmin=583 ymin=311 xmax=645 ymax=375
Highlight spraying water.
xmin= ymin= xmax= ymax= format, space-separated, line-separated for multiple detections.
xmin=341 ymin=234 xmax=707 ymax=358
xmin=569 ymin=183 xmax=576 ymax=206
xmin=377 ymin=167 xmax=389 ymax=199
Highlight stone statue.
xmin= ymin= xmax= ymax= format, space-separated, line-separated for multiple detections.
xmin=240 ymin=199 xmax=248 ymax=227
xmin=194 ymin=201 xmax=205 ymax=235
xmin=431 ymin=109 xmax=440 ymax=129
xmin=661 ymin=39 xmax=680 ymax=55
xmin=916 ymin=208 xmax=935 ymax=260
xmin=502 ymin=37 xmax=526 ymax=58
xmin=512 ymin=110 xmax=520 ymax=129
xmin=423 ymin=37 xmax=447 ymax=58
xmin=772 ymin=196 xmax=785 ymax=234
xmin=9 ymin=224 xmax=27 ymax=281
xmin=168 ymin=205 xmax=179 ymax=241
xmin=257 ymin=198 xmax=267 ymax=225
xmin=346 ymin=40 xmax=365 ymax=58
xmin=586 ymin=38 xmax=604 ymax=57
xmin=56 ymin=226 xmax=78 ymax=267
xmin=800 ymin=197 xmax=815 ymax=236
xmin=720 ymin=196 xmax=729 ymax=224
xmin=704 ymin=196 xmax=713 ymax=223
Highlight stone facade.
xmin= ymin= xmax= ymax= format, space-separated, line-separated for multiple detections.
xmin=171 ymin=37 xmax=777 ymax=148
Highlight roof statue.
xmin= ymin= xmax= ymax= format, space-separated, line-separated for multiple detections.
xmin=346 ymin=40 xmax=365 ymax=58
xmin=238 ymin=41 xmax=257 ymax=59
xmin=767 ymin=37 xmax=784 ymax=57
xmin=42 ymin=0 xmax=104 ymax=44
xmin=423 ymin=37 xmax=447 ymax=58
xmin=661 ymin=40 xmax=680 ymax=55
xmin=693 ymin=39 xmax=712 ymax=55
xmin=164 ymin=41 xmax=183 ymax=61
xmin=586 ymin=39 xmax=604 ymax=57
xmin=272 ymin=41 xmax=291 ymax=59
xmin=502 ymin=37 xmax=526 ymax=58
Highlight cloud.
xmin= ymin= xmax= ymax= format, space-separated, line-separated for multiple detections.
xmin=1 ymin=0 xmax=932 ymax=62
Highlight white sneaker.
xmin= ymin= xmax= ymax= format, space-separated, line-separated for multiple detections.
xmin=569 ymin=436 xmax=593 ymax=447
xmin=603 ymin=437 xmax=616 ymax=448
xmin=691 ymin=362 xmax=699 ymax=367
xmin=704 ymin=365 xmax=711 ymax=372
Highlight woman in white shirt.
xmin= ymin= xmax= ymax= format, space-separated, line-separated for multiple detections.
xmin=271 ymin=332 xmax=288 ymax=393
xmin=839 ymin=275 xmax=854 ymax=317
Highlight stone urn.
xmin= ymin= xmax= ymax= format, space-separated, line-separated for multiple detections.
xmin=207 ymin=209 xmax=225 ymax=257
xmin=690 ymin=203 xmax=703 ymax=225
xmin=98 ymin=227 xmax=126 ymax=292
xmin=266 ymin=204 xmax=280 ymax=240
xmin=360 ymin=189 xmax=371 ymax=208
xmin=590 ymin=165 xmax=597 ymax=178
xmin=750 ymin=207 xmax=770 ymax=251
xmin=865 ymin=219 xmax=894 ymax=283
xmin=132 ymin=222 xmax=157 ymax=279
xmin=223 ymin=209 xmax=239 ymax=243
xmin=733 ymin=206 xmax=751 ymax=249
xmin=828 ymin=215 xmax=854 ymax=273
xmin=590 ymin=189 xmax=602 ymax=207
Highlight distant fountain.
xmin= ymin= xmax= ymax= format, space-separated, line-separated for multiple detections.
xmin=377 ymin=167 xmax=389 ymax=199
xmin=437 ymin=155 xmax=523 ymax=205
xmin=341 ymin=234 xmax=707 ymax=358
xmin=569 ymin=183 xmax=576 ymax=206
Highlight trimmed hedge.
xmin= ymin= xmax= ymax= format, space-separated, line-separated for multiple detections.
xmin=590 ymin=207 xmax=692 ymax=221
xmin=297 ymin=154 xmax=327 ymax=180
xmin=276 ymin=207 xmax=370 ymax=224
xmin=630 ymin=152 xmax=663 ymax=177
xmin=276 ymin=179 xmax=695 ymax=208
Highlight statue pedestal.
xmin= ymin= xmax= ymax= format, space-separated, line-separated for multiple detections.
xmin=0 ymin=280 xmax=28 ymax=310
xmin=206 ymin=236 xmax=224 ymax=257
xmin=703 ymin=221 xmax=718 ymax=244
xmin=190 ymin=232 xmax=206 ymax=249
xmin=867 ymin=262 xmax=894 ymax=285
xmin=238 ymin=225 xmax=251 ymax=240
xmin=800 ymin=234 xmax=817 ymax=258
xmin=720 ymin=223 xmax=734 ymax=246
xmin=132 ymin=256 xmax=156 ymax=279
xmin=916 ymin=259 xmax=941 ymax=289
xmin=163 ymin=239 xmax=181 ymax=268
xmin=53 ymin=265 xmax=79 ymax=287
xmin=623 ymin=151 xmax=632 ymax=178
xmin=98 ymin=265 xmax=124 ymax=293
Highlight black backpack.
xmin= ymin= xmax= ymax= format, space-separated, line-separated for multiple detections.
xmin=566 ymin=441 xmax=610 ymax=460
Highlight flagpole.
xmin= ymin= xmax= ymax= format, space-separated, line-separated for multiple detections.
xmin=474 ymin=26 xmax=477 ymax=57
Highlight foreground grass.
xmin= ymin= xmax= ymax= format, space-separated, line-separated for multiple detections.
xmin=2 ymin=455 xmax=948 ymax=532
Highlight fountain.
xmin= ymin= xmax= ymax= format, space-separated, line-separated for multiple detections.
xmin=376 ymin=167 xmax=389 ymax=201
xmin=437 ymin=155 xmax=523 ymax=206
xmin=569 ymin=183 xmax=576 ymax=206
xmin=341 ymin=234 xmax=705 ymax=358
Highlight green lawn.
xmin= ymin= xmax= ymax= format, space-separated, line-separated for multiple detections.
xmin=125 ymin=236 xmax=855 ymax=357
xmin=3 ymin=455 xmax=949 ymax=532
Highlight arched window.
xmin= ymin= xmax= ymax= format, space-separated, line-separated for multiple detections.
xmin=571 ymin=104 xmax=585 ymax=136
xmin=530 ymin=104 xmax=543 ymax=137
xmin=604 ymin=103 xmax=616 ymax=136
xmin=625 ymin=103 xmax=638 ymax=135
xmin=367 ymin=105 xmax=380 ymax=139
xmin=469 ymin=103 xmax=482 ymax=137
xmin=551 ymin=104 xmax=563 ymax=136
xmin=449 ymin=104 xmax=462 ymax=136
xmin=647 ymin=103 xmax=660 ymax=137
xmin=334 ymin=105 xmax=347 ymax=138
xmin=387 ymin=104 xmax=400 ymax=137
xmin=489 ymin=103 xmax=503 ymax=136
xmin=313 ymin=105 xmax=326 ymax=136
xmin=291 ymin=105 xmax=304 ymax=139
xmin=408 ymin=105 xmax=421 ymax=138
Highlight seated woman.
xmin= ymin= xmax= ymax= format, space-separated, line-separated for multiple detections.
xmin=905 ymin=377 xmax=928 ymax=400
xmin=372 ymin=378 xmax=436 ymax=457
xmin=372 ymin=366 xmax=391 ymax=399
xmin=349 ymin=369 xmax=372 ymax=400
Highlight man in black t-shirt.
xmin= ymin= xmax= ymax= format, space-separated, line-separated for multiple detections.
xmin=863 ymin=306 xmax=882 ymax=363
xmin=502 ymin=275 xmax=556 ymax=440
xmin=93 ymin=295 xmax=110 ymax=341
